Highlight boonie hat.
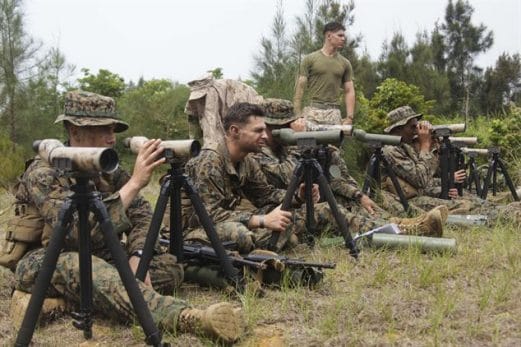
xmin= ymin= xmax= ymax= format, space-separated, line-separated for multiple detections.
xmin=263 ymin=98 xmax=297 ymax=125
xmin=384 ymin=106 xmax=423 ymax=133
xmin=54 ymin=90 xmax=128 ymax=133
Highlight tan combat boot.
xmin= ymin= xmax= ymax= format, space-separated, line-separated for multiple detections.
xmin=9 ymin=290 xmax=67 ymax=329
xmin=177 ymin=302 xmax=242 ymax=343
xmin=391 ymin=208 xmax=444 ymax=237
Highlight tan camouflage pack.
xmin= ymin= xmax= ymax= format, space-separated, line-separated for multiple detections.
xmin=0 ymin=194 xmax=45 ymax=271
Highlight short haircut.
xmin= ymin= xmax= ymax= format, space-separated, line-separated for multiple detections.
xmin=323 ymin=21 xmax=345 ymax=35
xmin=223 ymin=102 xmax=265 ymax=132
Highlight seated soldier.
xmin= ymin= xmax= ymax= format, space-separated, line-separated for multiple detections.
xmin=2 ymin=91 xmax=242 ymax=343
xmin=250 ymin=98 xmax=446 ymax=237
xmin=381 ymin=105 xmax=521 ymax=224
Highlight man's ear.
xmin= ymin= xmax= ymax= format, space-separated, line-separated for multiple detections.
xmin=229 ymin=124 xmax=240 ymax=139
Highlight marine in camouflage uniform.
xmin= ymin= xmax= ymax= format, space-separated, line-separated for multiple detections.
xmin=184 ymin=102 xmax=345 ymax=252
xmin=252 ymin=99 xmax=438 ymax=236
xmin=9 ymin=91 xmax=241 ymax=343
xmin=381 ymin=106 xmax=520 ymax=224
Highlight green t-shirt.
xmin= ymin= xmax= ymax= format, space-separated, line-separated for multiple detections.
xmin=299 ymin=50 xmax=353 ymax=104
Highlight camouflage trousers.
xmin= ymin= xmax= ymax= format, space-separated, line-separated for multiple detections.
xmin=185 ymin=202 xmax=387 ymax=252
xmin=408 ymin=193 xmax=521 ymax=226
xmin=302 ymin=106 xmax=342 ymax=125
xmin=15 ymin=248 xmax=188 ymax=331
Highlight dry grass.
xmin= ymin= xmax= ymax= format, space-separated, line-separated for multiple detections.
xmin=1 ymin=184 xmax=520 ymax=346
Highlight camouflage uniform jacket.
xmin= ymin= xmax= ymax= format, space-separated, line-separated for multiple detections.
xmin=15 ymin=156 xmax=153 ymax=261
xmin=382 ymin=143 xmax=441 ymax=197
xmin=184 ymin=142 xmax=287 ymax=227
xmin=251 ymin=146 xmax=362 ymax=201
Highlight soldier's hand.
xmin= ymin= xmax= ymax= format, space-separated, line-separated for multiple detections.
xmin=264 ymin=205 xmax=292 ymax=232
xmin=454 ymin=169 xmax=467 ymax=183
xmin=360 ymin=194 xmax=377 ymax=215
xmin=342 ymin=117 xmax=353 ymax=126
xmin=120 ymin=139 xmax=165 ymax=209
xmin=290 ymin=117 xmax=306 ymax=132
xmin=131 ymin=138 xmax=165 ymax=189
xmin=297 ymin=183 xmax=320 ymax=203
xmin=417 ymin=120 xmax=433 ymax=152
xmin=448 ymin=188 xmax=459 ymax=199
xmin=129 ymin=256 xmax=152 ymax=287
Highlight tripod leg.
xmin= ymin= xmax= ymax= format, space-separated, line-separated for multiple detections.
xmin=15 ymin=200 xmax=75 ymax=347
xmin=381 ymin=156 xmax=410 ymax=213
xmin=313 ymin=166 xmax=358 ymax=259
xmin=481 ymin=158 xmax=494 ymax=200
xmin=170 ymin=176 xmax=183 ymax=261
xmin=73 ymin=198 xmax=93 ymax=339
xmin=136 ymin=180 xmax=171 ymax=281
xmin=492 ymin=158 xmax=498 ymax=196
xmin=183 ymin=178 xmax=240 ymax=285
xmin=90 ymin=199 xmax=163 ymax=346
xmin=303 ymin=161 xmax=317 ymax=247
xmin=268 ymin=163 xmax=304 ymax=251
xmin=497 ymin=159 xmax=520 ymax=201
xmin=362 ymin=154 xmax=378 ymax=196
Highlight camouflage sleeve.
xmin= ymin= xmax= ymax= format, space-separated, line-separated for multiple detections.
xmin=382 ymin=145 xmax=437 ymax=191
xmin=185 ymin=152 xmax=256 ymax=224
xmin=108 ymin=169 xmax=153 ymax=254
xmin=242 ymin=157 xmax=286 ymax=207
xmin=328 ymin=148 xmax=361 ymax=200
xmin=24 ymin=160 xmax=133 ymax=249
xmin=253 ymin=151 xmax=298 ymax=189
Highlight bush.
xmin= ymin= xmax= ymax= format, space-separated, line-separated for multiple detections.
xmin=0 ymin=132 xmax=26 ymax=187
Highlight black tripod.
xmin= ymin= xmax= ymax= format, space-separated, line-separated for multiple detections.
xmin=268 ymin=142 xmax=359 ymax=259
xmin=465 ymin=151 xmax=483 ymax=196
xmin=135 ymin=150 xmax=240 ymax=287
xmin=362 ymin=141 xmax=410 ymax=213
xmin=15 ymin=172 xmax=164 ymax=346
xmin=481 ymin=147 xmax=520 ymax=201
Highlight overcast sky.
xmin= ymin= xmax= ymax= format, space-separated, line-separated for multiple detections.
xmin=24 ymin=0 xmax=521 ymax=84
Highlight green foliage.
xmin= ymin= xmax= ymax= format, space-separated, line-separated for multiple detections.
xmin=481 ymin=53 xmax=521 ymax=114
xmin=77 ymin=68 xmax=126 ymax=98
xmin=358 ymin=78 xmax=434 ymax=133
xmin=440 ymin=0 xmax=494 ymax=114
xmin=489 ymin=105 xmax=521 ymax=161
xmin=0 ymin=131 xmax=25 ymax=187
xmin=118 ymin=79 xmax=190 ymax=140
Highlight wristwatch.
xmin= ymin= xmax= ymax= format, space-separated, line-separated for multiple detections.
xmin=131 ymin=249 xmax=143 ymax=258
xmin=353 ymin=191 xmax=364 ymax=201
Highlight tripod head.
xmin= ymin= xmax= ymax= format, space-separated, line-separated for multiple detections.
xmin=33 ymin=139 xmax=119 ymax=174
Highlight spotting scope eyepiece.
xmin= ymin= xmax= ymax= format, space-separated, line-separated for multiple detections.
xmin=33 ymin=139 xmax=119 ymax=173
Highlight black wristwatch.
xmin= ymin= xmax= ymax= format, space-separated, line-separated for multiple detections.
xmin=131 ymin=249 xmax=143 ymax=258
xmin=354 ymin=191 xmax=364 ymax=202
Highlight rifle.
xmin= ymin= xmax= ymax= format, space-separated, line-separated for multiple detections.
xmin=160 ymin=239 xmax=336 ymax=288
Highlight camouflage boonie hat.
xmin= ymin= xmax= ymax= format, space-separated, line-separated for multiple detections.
xmin=54 ymin=90 xmax=129 ymax=133
xmin=384 ymin=106 xmax=423 ymax=133
xmin=262 ymin=98 xmax=297 ymax=125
